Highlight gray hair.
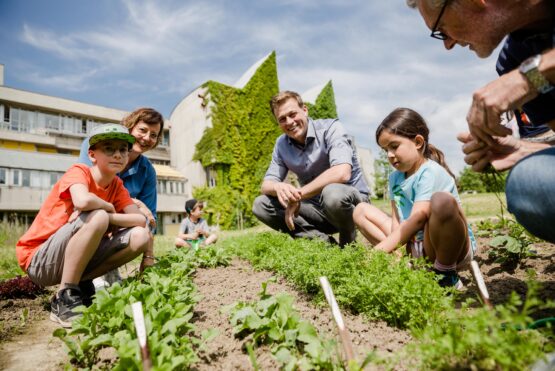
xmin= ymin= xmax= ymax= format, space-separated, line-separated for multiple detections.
xmin=406 ymin=0 xmax=446 ymax=9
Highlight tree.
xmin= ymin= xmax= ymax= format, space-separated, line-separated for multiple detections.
xmin=458 ymin=166 xmax=486 ymax=193
xmin=457 ymin=166 xmax=507 ymax=193
xmin=374 ymin=150 xmax=392 ymax=199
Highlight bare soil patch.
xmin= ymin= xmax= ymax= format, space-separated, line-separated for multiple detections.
xmin=192 ymin=258 xmax=410 ymax=370
xmin=0 ymin=293 xmax=68 ymax=370
xmin=459 ymin=239 xmax=555 ymax=318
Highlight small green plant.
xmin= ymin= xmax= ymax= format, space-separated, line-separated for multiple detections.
xmin=488 ymin=219 xmax=538 ymax=265
xmin=227 ymin=279 xmax=348 ymax=370
xmin=405 ymin=274 xmax=553 ymax=370
xmin=0 ymin=222 xmax=26 ymax=280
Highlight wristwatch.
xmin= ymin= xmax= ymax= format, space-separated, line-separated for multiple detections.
xmin=519 ymin=54 xmax=554 ymax=94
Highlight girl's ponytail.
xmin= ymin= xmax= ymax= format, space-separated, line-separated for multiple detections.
xmin=426 ymin=143 xmax=456 ymax=180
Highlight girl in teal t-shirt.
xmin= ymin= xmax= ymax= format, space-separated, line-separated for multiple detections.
xmin=354 ymin=108 xmax=476 ymax=289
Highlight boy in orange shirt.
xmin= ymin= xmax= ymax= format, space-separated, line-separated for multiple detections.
xmin=16 ymin=124 xmax=154 ymax=327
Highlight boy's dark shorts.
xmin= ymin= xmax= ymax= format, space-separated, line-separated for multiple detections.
xmin=27 ymin=211 xmax=133 ymax=287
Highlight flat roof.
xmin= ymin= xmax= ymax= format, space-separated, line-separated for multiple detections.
xmin=0 ymin=148 xmax=75 ymax=172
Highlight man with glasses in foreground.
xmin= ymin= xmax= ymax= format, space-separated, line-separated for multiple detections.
xmin=16 ymin=124 xmax=154 ymax=327
xmin=407 ymin=0 xmax=555 ymax=244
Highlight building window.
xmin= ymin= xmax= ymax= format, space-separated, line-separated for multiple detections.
xmin=3 ymin=105 xmax=9 ymax=123
xmin=12 ymin=169 xmax=20 ymax=186
xmin=50 ymin=172 xmax=60 ymax=186
xmin=22 ymin=170 xmax=31 ymax=187
xmin=207 ymin=167 xmax=217 ymax=188
xmin=161 ymin=130 xmax=170 ymax=147
xmin=0 ymin=168 xmax=6 ymax=185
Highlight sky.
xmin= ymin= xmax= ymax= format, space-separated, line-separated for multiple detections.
xmin=0 ymin=0 xmax=501 ymax=174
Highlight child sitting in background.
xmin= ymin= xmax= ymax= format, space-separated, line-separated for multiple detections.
xmin=175 ymin=199 xmax=218 ymax=249
xmin=353 ymin=108 xmax=476 ymax=289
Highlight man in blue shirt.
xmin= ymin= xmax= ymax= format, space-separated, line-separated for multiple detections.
xmin=252 ymin=91 xmax=369 ymax=246
xmin=408 ymin=0 xmax=555 ymax=243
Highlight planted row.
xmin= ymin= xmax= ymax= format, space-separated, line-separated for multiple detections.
xmin=221 ymin=232 xmax=451 ymax=329
xmin=56 ymin=246 xmax=230 ymax=370
xmin=221 ymin=232 xmax=553 ymax=369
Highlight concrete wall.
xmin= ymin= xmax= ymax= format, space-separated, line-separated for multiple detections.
xmin=0 ymin=187 xmax=52 ymax=211
xmin=169 ymin=86 xmax=212 ymax=195
xmin=0 ymin=86 xmax=126 ymax=121
xmin=356 ymin=146 xmax=375 ymax=198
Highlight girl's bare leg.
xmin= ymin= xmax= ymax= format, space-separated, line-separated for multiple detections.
xmin=353 ymin=203 xmax=392 ymax=245
xmin=424 ymin=192 xmax=469 ymax=270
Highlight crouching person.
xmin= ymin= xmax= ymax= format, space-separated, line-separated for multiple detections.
xmin=15 ymin=124 xmax=154 ymax=328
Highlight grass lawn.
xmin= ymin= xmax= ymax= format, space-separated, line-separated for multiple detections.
xmin=371 ymin=192 xmax=507 ymax=223
xmin=0 ymin=193 xmax=505 ymax=280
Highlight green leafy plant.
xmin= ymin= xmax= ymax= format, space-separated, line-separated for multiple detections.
xmin=227 ymin=279 xmax=347 ymax=370
xmin=192 ymin=53 xmax=340 ymax=229
xmin=405 ymin=274 xmax=553 ymax=370
xmin=487 ymin=219 xmax=538 ymax=265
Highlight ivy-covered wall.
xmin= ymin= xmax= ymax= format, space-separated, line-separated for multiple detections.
xmin=305 ymin=81 xmax=338 ymax=120
xmin=193 ymin=53 xmax=339 ymax=229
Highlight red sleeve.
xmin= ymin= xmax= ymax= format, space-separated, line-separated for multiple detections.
xmin=112 ymin=178 xmax=135 ymax=212
xmin=58 ymin=164 xmax=90 ymax=200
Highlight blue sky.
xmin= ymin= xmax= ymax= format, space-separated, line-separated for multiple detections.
xmin=0 ymin=0 xmax=500 ymax=174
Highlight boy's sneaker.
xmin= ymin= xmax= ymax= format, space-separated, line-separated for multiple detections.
xmin=435 ymin=269 xmax=464 ymax=291
xmin=50 ymin=285 xmax=84 ymax=328
xmin=79 ymin=280 xmax=95 ymax=307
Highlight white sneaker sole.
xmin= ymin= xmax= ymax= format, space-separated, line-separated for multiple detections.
xmin=50 ymin=312 xmax=76 ymax=328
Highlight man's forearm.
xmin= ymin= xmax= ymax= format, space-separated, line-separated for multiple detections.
xmin=299 ymin=164 xmax=351 ymax=199
xmin=540 ymin=48 xmax=555 ymax=83
xmin=261 ymin=180 xmax=278 ymax=196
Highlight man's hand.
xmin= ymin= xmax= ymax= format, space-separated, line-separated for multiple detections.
xmin=457 ymin=131 xmax=522 ymax=172
xmin=273 ymin=182 xmax=302 ymax=208
xmin=466 ymin=70 xmax=534 ymax=146
xmin=284 ymin=200 xmax=300 ymax=231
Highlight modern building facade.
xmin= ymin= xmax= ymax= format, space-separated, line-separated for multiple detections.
xmin=0 ymin=64 xmax=187 ymax=235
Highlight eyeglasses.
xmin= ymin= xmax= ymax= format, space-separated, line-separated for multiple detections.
xmin=97 ymin=145 xmax=129 ymax=157
xmin=430 ymin=0 xmax=449 ymax=40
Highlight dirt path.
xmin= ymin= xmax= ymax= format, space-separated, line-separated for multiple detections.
xmin=192 ymin=258 xmax=410 ymax=370
xmin=0 ymin=311 xmax=68 ymax=370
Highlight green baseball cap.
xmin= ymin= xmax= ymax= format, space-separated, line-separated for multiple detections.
xmin=88 ymin=124 xmax=136 ymax=149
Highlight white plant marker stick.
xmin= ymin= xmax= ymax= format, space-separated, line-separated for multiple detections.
xmin=131 ymin=301 xmax=153 ymax=370
xmin=470 ymin=260 xmax=493 ymax=309
xmin=319 ymin=276 xmax=355 ymax=363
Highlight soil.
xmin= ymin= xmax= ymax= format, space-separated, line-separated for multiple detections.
xmin=191 ymin=258 xmax=410 ymax=370
xmin=460 ymin=238 xmax=555 ymax=319
xmin=0 ymin=238 xmax=553 ymax=370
